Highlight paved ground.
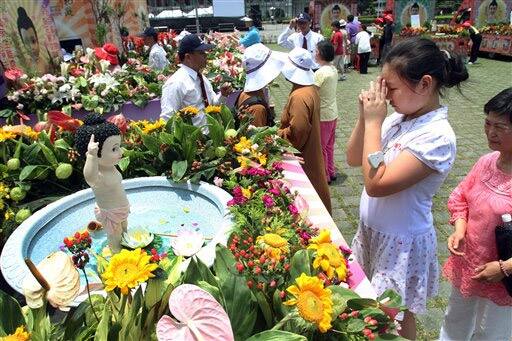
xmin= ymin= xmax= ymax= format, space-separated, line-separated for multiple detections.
xmin=267 ymin=43 xmax=512 ymax=339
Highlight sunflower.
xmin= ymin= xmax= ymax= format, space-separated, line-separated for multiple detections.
xmin=204 ymin=105 xmax=221 ymax=114
xmin=142 ymin=119 xmax=165 ymax=134
xmin=236 ymin=155 xmax=251 ymax=169
xmin=241 ymin=187 xmax=252 ymax=199
xmin=234 ymin=136 xmax=252 ymax=154
xmin=283 ymin=273 xmax=333 ymax=333
xmin=0 ymin=128 xmax=16 ymax=142
xmin=255 ymin=152 xmax=267 ymax=166
xmin=256 ymin=233 xmax=289 ymax=261
xmin=308 ymin=230 xmax=347 ymax=281
xmin=179 ymin=106 xmax=199 ymax=116
xmin=1 ymin=325 xmax=30 ymax=341
xmin=101 ymin=248 xmax=158 ymax=295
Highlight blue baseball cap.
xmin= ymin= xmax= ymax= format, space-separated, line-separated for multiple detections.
xmin=296 ymin=12 xmax=311 ymax=22
xmin=178 ymin=34 xmax=215 ymax=54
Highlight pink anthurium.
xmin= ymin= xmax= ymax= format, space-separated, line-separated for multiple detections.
xmin=156 ymin=284 xmax=234 ymax=341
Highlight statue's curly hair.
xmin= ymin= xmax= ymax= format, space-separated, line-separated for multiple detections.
xmin=75 ymin=113 xmax=120 ymax=159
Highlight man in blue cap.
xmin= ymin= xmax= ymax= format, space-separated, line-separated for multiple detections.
xmin=277 ymin=12 xmax=324 ymax=70
xmin=140 ymin=27 xmax=169 ymax=71
xmin=160 ymin=34 xmax=231 ymax=127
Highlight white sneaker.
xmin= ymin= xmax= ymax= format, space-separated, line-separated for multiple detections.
xmin=468 ymin=62 xmax=473 ymax=65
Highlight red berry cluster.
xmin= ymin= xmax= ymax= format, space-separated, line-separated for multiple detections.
xmin=63 ymin=231 xmax=92 ymax=269
xmin=149 ymin=248 xmax=167 ymax=262
xmin=229 ymin=230 xmax=291 ymax=292
xmin=339 ymin=310 xmax=387 ymax=340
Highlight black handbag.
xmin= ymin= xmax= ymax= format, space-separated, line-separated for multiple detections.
xmin=496 ymin=214 xmax=512 ymax=296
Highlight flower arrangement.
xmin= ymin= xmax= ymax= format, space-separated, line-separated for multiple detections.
xmin=480 ymin=23 xmax=512 ymax=36
xmin=399 ymin=26 xmax=428 ymax=37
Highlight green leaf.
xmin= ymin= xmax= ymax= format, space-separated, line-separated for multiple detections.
xmin=206 ymin=114 xmax=224 ymax=147
xmin=197 ymin=280 xmax=223 ymax=303
xmin=0 ymin=109 xmax=15 ymax=118
xmin=162 ymin=256 xmax=183 ymax=286
xmin=159 ymin=131 xmax=175 ymax=145
xmin=245 ymin=330 xmax=307 ymax=341
xmin=220 ymin=105 xmax=235 ymax=129
xmin=327 ymin=285 xmax=353 ymax=317
xmin=374 ymin=333 xmax=407 ymax=340
xmin=171 ymin=160 xmax=187 ymax=182
xmin=346 ymin=318 xmax=366 ymax=333
xmin=37 ymin=131 xmax=53 ymax=150
xmin=0 ymin=289 xmax=26 ymax=334
xmin=377 ymin=289 xmax=402 ymax=308
xmin=141 ymin=134 xmax=161 ymax=155
xmin=347 ymin=298 xmax=378 ymax=311
xmin=289 ymin=249 xmax=313 ymax=280
xmin=118 ymin=157 xmax=130 ymax=172
xmin=94 ymin=303 xmax=111 ymax=341
xmin=54 ymin=138 xmax=70 ymax=150
xmin=254 ymin=290 xmax=273 ymax=328
xmin=144 ymin=277 xmax=167 ymax=309
xmin=19 ymin=165 xmax=49 ymax=181
xmin=213 ymin=245 xmax=236 ymax=281
xmin=39 ymin=143 xmax=58 ymax=167
xmin=23 ymin=143 xmax=42 ymax=164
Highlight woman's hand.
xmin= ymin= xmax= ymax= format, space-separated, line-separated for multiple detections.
xmin=471 ymin=261 xmax=505 ymax=283
xmin=87 ymin=134 xmax=99 ymax=158
xmin=447 ymin=231 xmax=465 ymax=256
xmin=362 ymin=76 xmax=388 ymax=125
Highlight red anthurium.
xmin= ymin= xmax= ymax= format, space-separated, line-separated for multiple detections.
xmin=107 ymin=113 xmax=128 ymax=134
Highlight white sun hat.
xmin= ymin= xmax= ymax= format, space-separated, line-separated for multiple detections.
xmin=242 ymin=43 xmax=286 ymax=92
xmin=281 ymin=47 xmax=315 ymax=86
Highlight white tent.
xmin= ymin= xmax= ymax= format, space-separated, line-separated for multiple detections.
xmin=155 ymin=9 xmax=186 ymax=18
xmin=185 ymin=6 xmax=213 ymax=18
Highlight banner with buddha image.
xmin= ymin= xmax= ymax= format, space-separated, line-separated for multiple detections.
xmin=319 ymin=1 xmax=354 ymax=33
xmin=474 ymin=0 xmax=511 ymax=27
xmin=0 ymin=0 xmax=61 ymax=76
xmin=394 ymin=0 xmax=436 ymax=30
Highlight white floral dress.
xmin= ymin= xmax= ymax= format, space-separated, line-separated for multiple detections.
xmin=352 ymin=106 xmax=456 ymax=314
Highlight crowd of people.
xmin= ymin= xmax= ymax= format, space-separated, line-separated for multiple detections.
xmin=158 ymin=11 xmax=512 ymax=340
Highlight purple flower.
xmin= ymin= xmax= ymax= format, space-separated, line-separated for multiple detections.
xmin=269 ymin=188 xmax=280 ymax=196
xmin=288 ymin=204 xmax=299 ymax=215
xmin=262 ymin=194 xmax=274 ymax=208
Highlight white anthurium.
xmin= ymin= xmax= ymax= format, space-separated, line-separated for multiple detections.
xmin=89 ymin=73 xmax=119 ymax=91
xmin=60 ymin=62 xmax=70 ymax=77
xmin=22 ymin=251 xmax=80 ymax=310
xmin=121 ymin=228 xmax=155 ymax=249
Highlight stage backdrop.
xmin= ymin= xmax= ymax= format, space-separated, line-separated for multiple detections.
xmin=0 ymin=0 xmax=61 ymax=75
xmin=394 ymin=0 xmax=436 ymax=30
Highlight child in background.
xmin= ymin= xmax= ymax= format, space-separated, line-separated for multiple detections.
xmin=355 ymin=24 xmax=372 ymax=74
xmin=330 ymin=20 xmax=346 ymax=81
xmin=440 ymin=88 xmax=512 ymax=341
xmin=346 ymin=38 xmax=468 ymax=339
xmin=314 ymin=41 xmax=339 ymax=184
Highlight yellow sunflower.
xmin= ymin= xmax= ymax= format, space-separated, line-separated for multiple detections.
xmin=101 ymin=248 xmax=158 ymax=295
xmin=283 ymin=273 xmax=333 ymax=333
xmin=142 ymin=119 xmax=165 ymax=134
xmin=179 ymin=106 xmax=200 ymax=116
xmin=234 ymin=136 xmax=252 ymax=154
xmin=256 ymin=233 xmax=289 ymax=261
xmin=0 ymin=128 xmax=16 ymax=142
xmin=308 ymin=230 xmax=347 ymax=281
xmin=255 ymin=152 xmax=267 ymax=166
xmin=236 ymin=155 xmax=251 ymax=169
xmin=241 ymin=187 xmax=252 ymax=199
xmin=2 ymin=125 xmax=39 ymax=140
xmin=204 ymin=105 xmax=221 ymax=114
xmin=1 ymin=325 xmax=30 ymax=341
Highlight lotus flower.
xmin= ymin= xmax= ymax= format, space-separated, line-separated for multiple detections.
xmin=121 ymin=228 xmax=154 ymax=249
xmin=22 ymin=251 xmax=80 ymax=310
xmin=170 ymin=230 xmax=204 ymax=257
xmin=107 ymin=113 xmax=128 ymax=134
xmin=156 ymin=284 xmax=234 ymax=341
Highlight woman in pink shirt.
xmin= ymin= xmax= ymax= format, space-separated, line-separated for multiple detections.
xmin=440 ymin=88 xmax=512 ymax=340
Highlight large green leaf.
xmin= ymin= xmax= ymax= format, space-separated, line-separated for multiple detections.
xmin=255 ymin=290 xmax=273 ymax=329
xmin=289 ymin=249 xmax=313 ymax=280
xmin=141 ymin=134 xmax=161 ymax=155
xmin=19 ymin=165 xmax=49 ymax=181
xmin=171 ymin=160 xmax=187 ymax=182
xmin=346 ymin=318 xmax=366 ymax=333
xmin=39 ymin=143 xmax=58 ymax=167
xmin=23 ymin=143 xmax=42 ymax=164
xmin=144 ymin=277 xmax=168 ymax=309
xmin=213 ymin=245 xmax=236 ymax=281
xmin=206 ymin=114 xmax=224 ymax=147
xmin=220 ymin=105 xmax=235 ymax=129
xmin=159 ymin=131 xmax=175 ymax=145
xmin=118 ymin=156 xmax=130 ymax=172
xmin=245 ymin=330 xmax=307 ymax=341
xmin=0 ymin=290 xmax=26 ymax=334
xmin=347 ymin=298 xmax=378 ymax=311
xmin=378 ymin=289 xmax=402 ymax=307
xmin=328 ymin=285 xmax=359 ymax=317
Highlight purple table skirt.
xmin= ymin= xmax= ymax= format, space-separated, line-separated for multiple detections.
xmin=1 ymin=91 xmax=242 ymax=127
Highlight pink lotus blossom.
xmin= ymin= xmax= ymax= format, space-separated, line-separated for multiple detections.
xmin=170 ymin=230 xmax=205 ymax=257
xmin=156 ymin=284 xmax=234 ymax=341
xmin=213 ymin=177 xmax=223 ymax=187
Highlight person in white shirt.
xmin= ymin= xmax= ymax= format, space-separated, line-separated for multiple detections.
xmin=160 ymin=34 xmax=231 ymax=127
xmin=355 ymin=24 xmax=372 ymax=74
xmin=140 ymin=27 xmax=169 ymax=71
xmin=278 ymin=12 xmax=324 ymax=70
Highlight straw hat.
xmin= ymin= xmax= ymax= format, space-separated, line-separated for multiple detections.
xmin=242 ymin=43 xmax=285 ymax=92
xmin=281 ymin=47 xmax=314 ymax=86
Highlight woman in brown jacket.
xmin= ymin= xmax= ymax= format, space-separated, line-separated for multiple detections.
xmin=278 ymin=47 xmax=332 ymax=214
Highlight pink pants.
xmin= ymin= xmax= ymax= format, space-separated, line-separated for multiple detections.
xmin=320 ymin=119 xmax=337 ymax=179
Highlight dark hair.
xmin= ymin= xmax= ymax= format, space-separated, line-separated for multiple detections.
xmin=361 ymin=24 xmax=368 ymax=32
xmin=332 ymin=5 xmax=341 ymax=12
xmin=17 ymin=7 xmax=37 ymax=43
xmin=411 ymin=2 xmax=420 ymax=9
xmin=178 ymin=52 xmax=186 ymax=62
xmin=331 ymin=20 xmax=341 ymax=29
xmin=484 ymin=88 xmax=512 ymax=123
xmin=75 ymin=113 xmax=121 ymax=159
xmin=347 ymin=14 xmax=354 ymax=22
xmin=316 ymin=41 xmax=335 ymax=62
xmin=489 ymin=0 xmax=498 ymax=7
xmin=383 ymin=38 xmax=468 ymax=94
